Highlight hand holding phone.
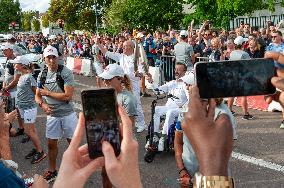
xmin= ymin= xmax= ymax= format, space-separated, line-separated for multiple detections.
xmin=81 ymin=88 xmax=121 ymax=159
xmin=194 ymin=58 xmax=276 ymax=98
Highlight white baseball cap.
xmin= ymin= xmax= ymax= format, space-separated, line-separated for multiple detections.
xmin=234 ymin=36 xmax=248 ymax=45
xmin=99 ymin=64 xmax=125 ymax=80
xmin=10 ymin=56 xmax=30 ymax=65
xmin=0 ymin=43 xmax=14 ymax=51
xmin=180 ymin=72 xmax=195 ymax=85
xmin=136 ymin=32 xmax=145 ymax=38
xmin=180 ymin=30 xmax=188 ymax=37
xmin=48 ymin=35 xmax=57 ymax=40
xmin=43 ymin=45 xmax=59 ymax=57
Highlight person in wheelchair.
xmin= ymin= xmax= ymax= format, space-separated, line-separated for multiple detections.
xmin=146 ymin=62 xmax=188 ymax=151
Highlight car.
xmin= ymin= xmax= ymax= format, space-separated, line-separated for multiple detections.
xmin=0 ymin=35 xmax=5 ymax=42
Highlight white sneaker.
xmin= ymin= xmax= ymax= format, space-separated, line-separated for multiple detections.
xmin=158 ymin=137 xmax=164 ymax=151
xmin=145 ymin=140 xmax=150 ymax=149
xmin=153 ymin=134 xmax=160 ymax=143
xmin=137 ymin=125 xmax=145 ymax=133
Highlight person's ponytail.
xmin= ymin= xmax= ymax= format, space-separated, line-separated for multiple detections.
xmin=123 ymin=74 xmax=133 ymax=93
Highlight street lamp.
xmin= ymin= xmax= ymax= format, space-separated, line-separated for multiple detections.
xmin=94 ymin=0 xmax=99 ymax=34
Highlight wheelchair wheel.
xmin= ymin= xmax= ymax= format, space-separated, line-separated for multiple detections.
xmin=144 ymin=151 xmax=155 ymax=163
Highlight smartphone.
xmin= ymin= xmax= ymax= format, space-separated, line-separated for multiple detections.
xmin=194 ymin=58 xmax=276 ymax=99
xmin=81 ymin=88 xmax=121 ymax=159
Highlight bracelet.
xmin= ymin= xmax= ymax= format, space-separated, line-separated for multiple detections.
xmin=39 ymin=101 xmax=43 ymax=108
xmin=193 ymin=172 xmax=235 ymax=188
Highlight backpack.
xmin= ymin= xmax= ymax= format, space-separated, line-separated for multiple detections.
xmin=39 ymin=64 xmax=65 ymax=92
xmin=6 ymin=62 xmax=14 ymax=76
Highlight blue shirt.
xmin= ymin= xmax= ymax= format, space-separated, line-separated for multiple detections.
xmin=266 ymin=42 xmax=284 ymax=52
xmin=0 ymin=161 xmax=26 ymax=188
xmin=266 ymin=42 xmax=284 ymax=69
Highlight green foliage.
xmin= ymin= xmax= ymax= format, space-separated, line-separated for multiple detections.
xmin=47 ymin=0 xmax=108 ymax=32
xmin=22 ymin=11 xmax=36 ymax=31
xmin=32 ymin=19 xmax=41 ymax=32
xmin=104 ymin=0 xmax=184 ymax=32
xmin=0 ymin=0 xmax=21 ymax=32
xmin=41 ymin=14 xmax=50 ymax=28
xmin=184 ymin=0 xmax=281 ymax=28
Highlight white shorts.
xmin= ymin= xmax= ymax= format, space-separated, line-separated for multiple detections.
xmin=18 ymin=107 xmax=37 ymax=124
xmin=46 ymin=112 xmax=78 ymax=139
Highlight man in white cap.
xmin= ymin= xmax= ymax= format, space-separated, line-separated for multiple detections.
xmin=1 ymin=44 xmax=26 ymax=138
xmin=5 ymin=34 xmax=22 ymax=56
xmin=35 ymin=45 xmax=77 ymax=182
xmin=174 ymin=30 xmax=195 ymax=70
xmin=96 ymin=38 xmax=147 ymax=133
xmin=228 ymin=36 xmax=253 ymax=120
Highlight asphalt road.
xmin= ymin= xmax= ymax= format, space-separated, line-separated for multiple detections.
xmin=9 ymin=74 xmax=284 ymax=188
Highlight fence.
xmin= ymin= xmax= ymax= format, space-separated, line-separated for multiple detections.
xmin=66 ymin=57 xmax=94 ymax=76
xmin=230 ymin=14 xmax=284 ymax=30
xmin=159 ymin=55 xmax=176 ymax=82
xmin=65 ymin=55 xmax=178 ymax=84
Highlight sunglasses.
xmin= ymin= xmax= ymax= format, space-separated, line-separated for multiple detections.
xmin=103 ymin=76 xmax=122 ymax=82
xmin=271 ymin=36 xmax=278 ymax=39
xmin=45 ymin=55 xmax=57 ymax=59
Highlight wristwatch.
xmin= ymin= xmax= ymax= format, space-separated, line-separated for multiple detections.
xmin=193 ymin=172 xmax=235 ymax=188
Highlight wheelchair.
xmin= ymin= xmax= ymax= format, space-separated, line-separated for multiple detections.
xmin=144 ymin=89 xmax=180 ymax=163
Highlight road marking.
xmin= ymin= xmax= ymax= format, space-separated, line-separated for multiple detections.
xmin=232 ymin=152 xmax=284 ymax=173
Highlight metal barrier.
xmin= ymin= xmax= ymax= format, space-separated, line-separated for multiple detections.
xmin=159 ymin=55 xmax=176 ymax=82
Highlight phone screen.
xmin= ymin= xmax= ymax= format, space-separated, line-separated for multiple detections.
xmin=195 ymin=58 xmax=276 ymax=98
xmin=81 ymin=88 xmax=121 ymax=159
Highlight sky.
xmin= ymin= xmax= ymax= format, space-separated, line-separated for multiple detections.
xmin=19 ymin=0 xmax=50 ymax=13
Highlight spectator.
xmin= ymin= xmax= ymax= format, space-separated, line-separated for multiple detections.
xmin=245 ymin=37 xmax=263 ymax=58
xmin=12 ymin=56 xmax=47 ymax=164
xmin=203 ymin=37 xmax=223 ymax=62
xmin=174 ymin=30 xmax=194 ymax=70
xmin=143 ymin=34 xmax=157 ymax=67
xmin=223 ymin=38 xmax=235 ymax=60
xmin=1 ymin=44 xmax=26 ymax=139
xmin=188 ymin=36 xmax=202 ymax=63
xmin=228 ymin=36 xmax=253 ymax=120
xmin=35 ymin=45 xmax=78 ymax=182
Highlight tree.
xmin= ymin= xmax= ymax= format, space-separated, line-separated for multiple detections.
xmin=41 ymin=14 xmax=50 ymax=28
xmin=22 ymin=11 xmax=36 ymax=31
xmin=104 ymin=0 xmax=184 ymax=32
xmin=47 ymin=0 xmax=110 ymax=31
xmin=0 ymin=0 xmax=21 ymax=32
xmin=32 ymin=19 xmax=41 ymax=32
xmin=183 ymin=0 xmax=282 ymax=28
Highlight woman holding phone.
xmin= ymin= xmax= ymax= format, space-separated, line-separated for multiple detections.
xmin=99 ymin=63 xmax=137 ymax=125
xmin=99 ymin=63 xmax=137 ymax=188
